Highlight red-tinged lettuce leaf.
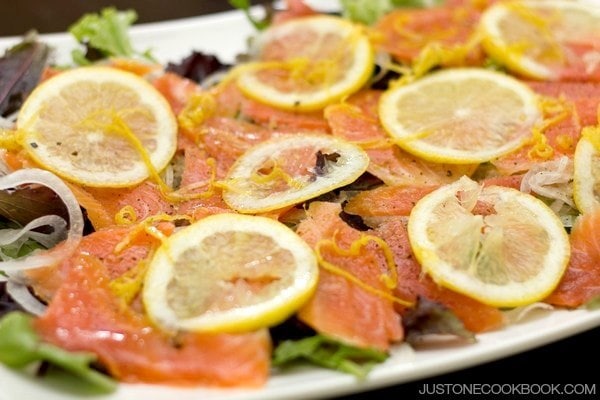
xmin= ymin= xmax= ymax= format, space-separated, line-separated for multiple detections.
xmin=165 ymin=51 xmax=230 ymax=84
xmin=0 ymin=34 xmax=50 ymax=117
xmin=0 ymin=185 xmax=68 ymax=227
xmin=403 ymin=296 xmax=476 ymax=345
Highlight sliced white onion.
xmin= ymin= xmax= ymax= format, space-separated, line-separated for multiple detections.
xmin=503 ymin=302 xmax=554 ymax=324
xmin=0 ymin=168 xmax=84 ymax=272
xmin=200 ymin=70 xmax=230 ymax=89
xmin=161 ymin=163 xmax=174 ymax=190
xmin=520 ymin=156 xmax=574 ymax=208
xmin=0 ymin=114 xmax=16 ymax=129
xmin=5 ymin=279 xmax=47 ymax=316
xmin=0 ymin=150 xmax=11 ymax=176
xmin=0 ymin=214 xmax=67 ymax=248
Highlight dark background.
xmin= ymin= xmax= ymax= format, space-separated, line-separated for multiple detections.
xmin=1 ymin=1 xmax=598 ymax=398
xmin=0 ymin=0 xmax=273 ymax=36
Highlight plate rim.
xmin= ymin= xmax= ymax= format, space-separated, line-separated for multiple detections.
xmin=1 ymin=6 xmax=600 ymax=400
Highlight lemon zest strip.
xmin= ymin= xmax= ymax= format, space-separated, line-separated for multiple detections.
xmin=109 ymin=259 xmax=150 ymax=305
xmin=115 ymin=205 xmax=138 ymax=225
xmin=113 ymin=213 xmax=191 ymax=254
xmin=79 ymin=109 xmax=173 ymax=191
xmin=315 ymin=233 xmax=413 ymax=307
xmin=527 ymin=96 xmax=571 ymax=160
xmin=178 ymin=92 xmax=217 ymax=132
xmin=0 ymin=129 xmax=24 ymax=151
xmin=79 ymin=109 xmax=218 ymax=202
xmin=582 ymin=125 xmax=600 ymax=151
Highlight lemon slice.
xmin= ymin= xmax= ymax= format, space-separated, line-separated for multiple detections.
xmin=573 ymin=129 xmax=600 ymax=214
xmin=408 ymin=176 xmax=570 ymax=307
xmin=379 ymin=68 xmax=541 ymax=164
xmin=222 ymin=134 xmax=369 ymax=213
xmin=237 ymin=15 xmax=374 ymax=111
xmin=17 ymin=66 xmax=177 ymax=187
xmin=143 ymin=213 xmax=318 ymax=333
xmin=479 ymin=0 xmax=600 ymax=80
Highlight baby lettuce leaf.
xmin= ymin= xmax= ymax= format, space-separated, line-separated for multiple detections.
xmin=340 ymin=0 xmax=443 ymax=25
xmin=68 ymin=7 xmax=152 ymax=65
xmin=228 ymin=0 xmax=272 ymax=30
xmin=0 ymin=312 xmax=117 ymax=393
xmin=273 ymin=334 xmax=388 ymax=379
xmin=585 ymin=295 xmax=600 ymax=310
xmin=0 ymin=33 xmax=50 ymax=117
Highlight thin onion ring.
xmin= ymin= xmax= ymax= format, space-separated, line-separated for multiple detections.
xmin=5 ymin=279 xmax=47 ymax=316
xmin=0 ymin=168 xmax=84 ymax=272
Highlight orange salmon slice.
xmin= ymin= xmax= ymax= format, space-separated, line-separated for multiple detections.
xmin=372 ymin=3 xmax=484 ymax=65
xmin=296 ymin=201 xmax=403 ymax=351
xmin=545 ymin=209 xmax=600 ymax=307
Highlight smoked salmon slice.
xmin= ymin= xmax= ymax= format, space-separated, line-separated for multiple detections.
xmin=545 ymin=209 xmax=600 ymax=307
xmin=296 ymin=201 xmax=403 ymax=351
xmin=372 ymin=1 xmax=485 ymax=65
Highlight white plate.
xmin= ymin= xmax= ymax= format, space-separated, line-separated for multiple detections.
xmin=1 ymin=7 xmax=600 ymax=400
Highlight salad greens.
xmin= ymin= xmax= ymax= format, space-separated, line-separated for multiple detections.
xmin=0 ymin=312 xmax=117 ymax=393
xmin=68 ymin=7 xmax=153 ymax=65
xmin=0 ymin=34 xmax=49 ymax=117
xmin=273 ymin=334 xmax=388 ymax=379
xmin=0 ymin=221 xmax=44 ymax=260
xmin=585 ymin=296 xmax=600 ymax=310
xmin=0 ymin=185 xmax=68 ymax=227
xmin=340 ymin=0 xmax=443 ymax=25
xmin=403 ymin=297 xmax=475 ymax=345
xmin=228 ymin=0 xmax=272 ymax=30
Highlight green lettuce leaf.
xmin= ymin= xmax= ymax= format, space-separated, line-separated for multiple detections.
xmin=340 ymin=0 xmax=443 ymax=25
xmin=272 ymin=334 xmax=388 ymax=379
xmin=585 ymin=295 xmax=600 ymax=310
xmin=68 ymin=7 xmax=152 ymax=65
xmin=0 ymin=312 xmax=116 ymax=393
xmin=228 ymin=0 xmax=272 ymax=30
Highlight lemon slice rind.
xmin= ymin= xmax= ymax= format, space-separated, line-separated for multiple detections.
xmin=222 ymin=134 xmax=370 ymax=213
xmin=479 ymin=0 xmax=600 ymax=80
xmin=17 ymin=67 xmax=177 ymax=187
xmin=408 ymin=176 xmax=570 ymax=307
xmin=143 ymin=213 xmax=319 ymax=333
xmin=379 ymin=68 xmax=541 ymax=164
xmin=237 ymin=16 xmax=374 ymax=111
xmin=573 ymin=136 xmax=600 ymax=214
